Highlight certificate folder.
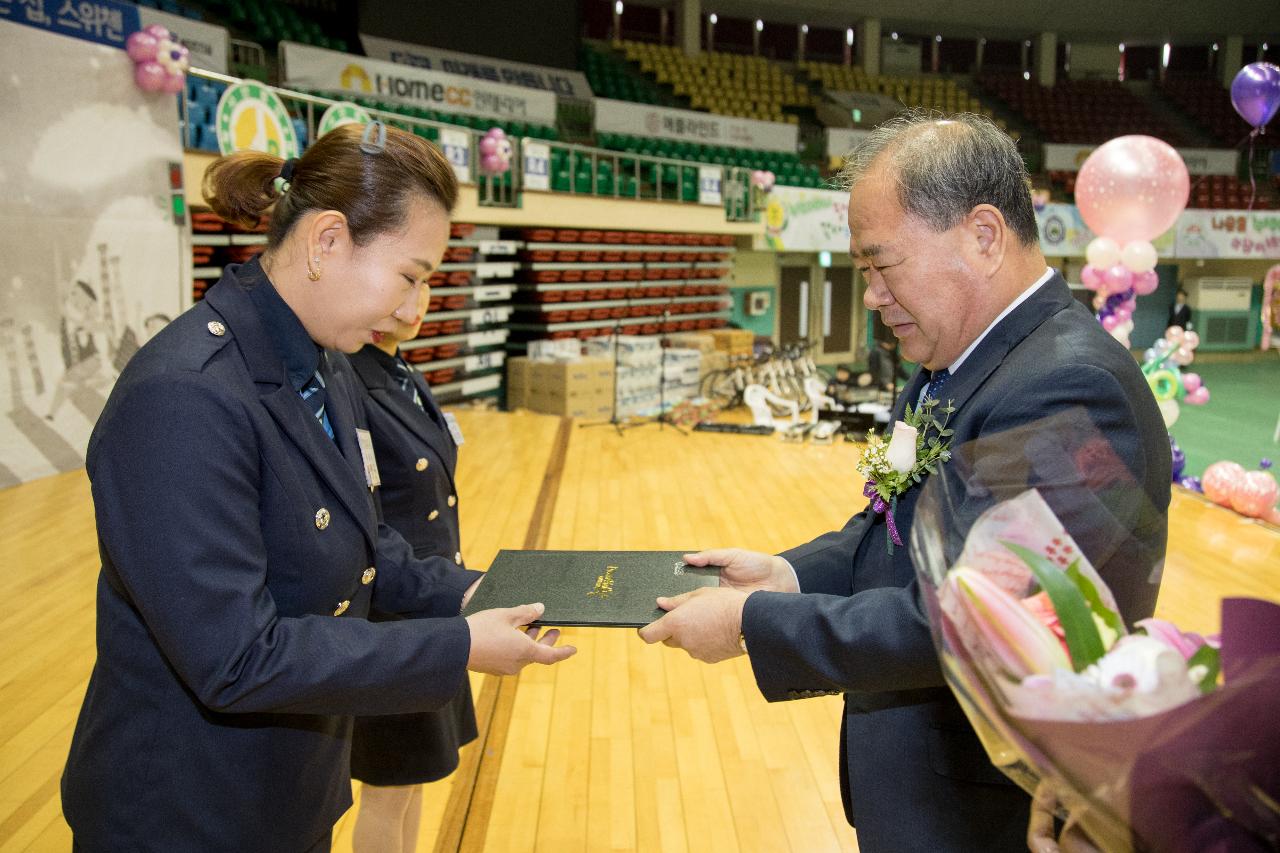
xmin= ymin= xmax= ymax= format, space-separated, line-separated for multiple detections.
xmin=462 ymin=550 xmax=721 ymax=628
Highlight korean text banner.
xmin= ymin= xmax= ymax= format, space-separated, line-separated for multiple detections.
xmin=593 ymin=98 xmax=798 ymax=154
xmin=763 ymin=186 xmax=850 ymax=252
xmin=0 ymin=0 xmax=138 ymax=49
xmin=280 ymin=41 xmax=557 ymax=125
xmin=360 ymin=34 xmax=592 ymax=99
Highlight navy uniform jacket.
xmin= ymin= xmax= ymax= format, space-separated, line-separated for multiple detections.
xmin=742 ymin=274 xmax=1170 ymax=852
xmin=345 ymin=345 xmax=478 ymax=785
xmin=62 ymin=261 xmax=482 ymax=853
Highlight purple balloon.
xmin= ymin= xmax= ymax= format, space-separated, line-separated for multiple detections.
xmin=134 ymin=61 xmax=167 ymax=93
xmin=126 ymin=30 xmax=159 ymax=63
xmin=1231 ymin=63 xmax=1280 ymax=129
xmin=1262 ymin=458 xmax=1274 ymax=470
xmin=1103 ymin=263 xmax=1133 ymax=295
xmin=1132 ymin=269 xmax=1159 ymax=296
xmin=1179 ymin=475 xmax=1203 ymax=493
xmin=161 ymin=69 xmax=186 ymax=95
xmin=1169 ymin=435 xmax=1186 ymax=481
xmin=1081 ymin=264 xmax=1104 ymax=291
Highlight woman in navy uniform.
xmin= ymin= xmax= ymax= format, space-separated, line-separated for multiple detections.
xmin=345 ymin=284 xmax=478 ymax=852
xmin=61 ymin=124 xmax=574 ymax=853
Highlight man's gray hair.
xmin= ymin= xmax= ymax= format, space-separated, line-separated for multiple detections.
xmin=837 ymin=110 xmax=1039 ymax=246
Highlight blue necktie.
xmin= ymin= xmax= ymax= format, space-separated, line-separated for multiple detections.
xmin=393 ymin=357 xmax=425 ymax=411
xmin=924 ymin=368 xmax=951 ymax=402
xmin=300 ymin=362 xmax=335 ymax=440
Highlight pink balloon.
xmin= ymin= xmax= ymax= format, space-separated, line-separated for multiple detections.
xmin=478 ymin=137 xmax=498 ymax=155
xmin=1170 ymin=345 xmax=1194 ymax=366
xmin=1182 ymin=330 xmax=1200 ymax=349
xmin=1112 ymin=305 xmax=1133 ymax=323
xmin=1103 ymin=264 xmax=1133 ymax=294
xmin=1081 ymin=264 xmax=1104 ymax=290
xmin=143 ymin=24 xmax=170 ymax=40
xmin=1075 ymin=136 xmax=1190 ymax=244
xmin=126 ymin=30 xmax=159 ymax=63
xmin=1132 ymin=270 xmax=1159 ymax=296
xmin=1202 ymin=461 xmax=1245 ymax=507
xmin=1181 ymin=372 xmax=1202 ymax=393
xmin=1164 ymin=326 xmax=1186 ymax=345
xmin=1184 ymin=386 xmax=1209 ymax=405
xmin=1230 ymin=470 xmax=1278 ymax=518
xmin=134 ymin=61 xmax=168 ymax=93
xmin=161 ymin=70 xmax=186 ymax=95
xmin=1101 ymin=313 xmax=1122 ymax=332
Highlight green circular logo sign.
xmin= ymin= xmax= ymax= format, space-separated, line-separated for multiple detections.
xmin=215 ymin=82 xmax=300 ymax=159
xmin=318 ymin=102 xmax=372 ymax=137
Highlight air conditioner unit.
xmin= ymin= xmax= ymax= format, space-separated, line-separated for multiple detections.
xmin=1186 ymin=277 xmax=1253 ymax=311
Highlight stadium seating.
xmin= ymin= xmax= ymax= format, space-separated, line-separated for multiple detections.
xmin=617 ymin=41 xmax=811 ymax=124
xmin=978 ymin=76 xmax=1186 ymax=144
xmin=1160 ymin=75 xmax=1277 ymax=148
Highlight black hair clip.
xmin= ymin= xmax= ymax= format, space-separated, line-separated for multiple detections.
xmin=360 ymin=120 xmax=387 ymax=154
xmin=273 ymin=158 xmax=298 ymax=195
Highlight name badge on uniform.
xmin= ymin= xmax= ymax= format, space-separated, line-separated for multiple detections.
xmin=355 ymin=428 xmax=381 ymax=490
xmin=444 ymin=412 xmax=465 ymax=446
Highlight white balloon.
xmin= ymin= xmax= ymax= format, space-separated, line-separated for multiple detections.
xmin=1121 ymin=240 xmax=1158 ymax=273
xmin=1086 ymin=236 xmax=1121 ymax=269
xmin=1158 ymin=398 xmax=1180 ymax=428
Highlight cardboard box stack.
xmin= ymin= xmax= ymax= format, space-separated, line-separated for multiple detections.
xmin=665 ymin=332 xmax=727 ymax=380
xmin=507 ymin=340 xmax=613 ymax=418
xmin=588 ymin=335 xmax=663 ymax=418
xmin=710 ymin=329 xmax=754 ymax=358
xmin=661 ymin=348 xmax=703 ymax=405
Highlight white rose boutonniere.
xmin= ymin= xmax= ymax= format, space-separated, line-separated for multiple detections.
xmin=855 ymin=396 xmax=956 ymax=554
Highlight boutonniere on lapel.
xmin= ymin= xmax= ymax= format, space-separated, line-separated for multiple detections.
xmin=856 ymin=397 xmax=955 ymax=554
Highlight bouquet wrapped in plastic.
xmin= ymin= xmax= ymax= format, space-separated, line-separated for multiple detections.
xmin=909 ymin=419 xmax=1280 ymax=852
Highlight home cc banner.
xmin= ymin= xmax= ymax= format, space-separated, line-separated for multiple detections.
xmin=280 ymin=41 xmax=558 ymax=125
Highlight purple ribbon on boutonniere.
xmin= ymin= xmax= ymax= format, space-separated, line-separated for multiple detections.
xmin=863 ymin=480 xmax=903 ymax=552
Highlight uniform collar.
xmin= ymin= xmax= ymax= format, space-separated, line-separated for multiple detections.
xmin=241 ymin=259 xmax=322 ymax=392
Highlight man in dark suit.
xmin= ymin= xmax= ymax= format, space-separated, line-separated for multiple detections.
xmin=1168 ymin=287 xmax=1193 ymax=330
xmin=640 ymin=112 xmax=1170 ymax=852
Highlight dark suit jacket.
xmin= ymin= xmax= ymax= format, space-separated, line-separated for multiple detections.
xmin=1168 ymin=302 xmax=1192 ymax=330
xmin=62 ymin=262 xmax=482 ymax=853
xmin=345 ymin=346 xmax=478 ymax=785
xmin=741 ymin=274 xmax=1170 ymax=853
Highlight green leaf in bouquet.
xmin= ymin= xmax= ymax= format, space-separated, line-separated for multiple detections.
xmin=1064 ymin=560 xmax=1124 ymax=641
xmin=1001 ymin=541 xmax=1106 ymax=672
xmin=1186 ymin=644 xmax=1221 ymax=694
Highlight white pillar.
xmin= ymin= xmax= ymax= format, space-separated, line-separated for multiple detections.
xmin=858 ymin=18 xmax=881 ymax=76
xmin=797 ymin=24 xmax=807 ymax=64
xmin=1222 ymin=35 xmax=1243 ymax=89
xmin=1037 ymin=32 xmax=1057 ymax=86
xmin=931 ymin=36 xmax=940 ymax=73
xmin=975 ymin=38 xmax=985 ymax=73
xmin=677 ymin=0 xmax=701 ymax=58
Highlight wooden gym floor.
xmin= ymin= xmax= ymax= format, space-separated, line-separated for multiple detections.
xmin=1 ymin=409 xmax=1277 ymax=852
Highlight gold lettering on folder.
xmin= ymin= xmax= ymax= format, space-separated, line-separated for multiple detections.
xmin=588 ymin=565 xmax=618 ymax=599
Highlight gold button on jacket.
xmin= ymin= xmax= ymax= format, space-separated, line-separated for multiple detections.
xmin=415 ymin=458 xmax=429 ymax=471
xmin=314 ymin=508 xmax=330 ymax=530
xmin=454 ymin=551 xmax=462 ymax=565
xmin=333 ymin=600 xmax=350 ymax=616
xmin=206 ymin=320 xmax=226 ymax=336
xmin=427 ymin=509 xmax=439 ymax=521
xmin=447 ymin=495 xmax=456 ymax=507
xmin=361 ymin=567 xmax=376 ymax=585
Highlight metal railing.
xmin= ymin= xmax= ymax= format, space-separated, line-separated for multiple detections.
xmin=183 ymin=67 xmax=759 ymax=218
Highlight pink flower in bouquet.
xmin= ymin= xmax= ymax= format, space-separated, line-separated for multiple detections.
xmin=1136 ymin=617 xmax=1216 ymax=661
xmin=1021 ymin=591 xmax=1071 ymax=656
xmin=946 ymin=567 xmax=1071 ymax=679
